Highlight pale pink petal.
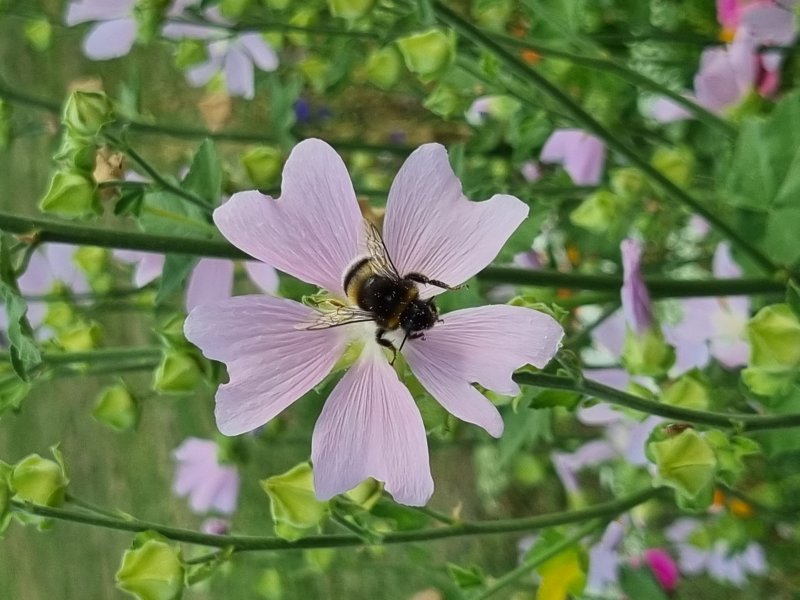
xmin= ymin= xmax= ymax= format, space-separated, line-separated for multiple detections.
xmin=312 ymin=346 xmax=433 ymax=505
xmin=184 ymin=295 xmax=346 ymax=435
xmin=520 ymin=160 xmax=541 ymax=182
xmin=44 ymin=243 xmax=89 ymax=294
xmin=710 ymin=336 xmax=749 ymax=367
xmin=185 ymin=258 xmax=235 ymax=312
xmin=213 ymin=139 xmax=362 ymax=296
xmin=402 ymin=305 xmax=563 ymax=437
xmin=741 ymin=5 xmax=797 ymax=47
xmin=647 ymin=96 xmax=693 ymax=123
xmin=162 ymin=21 xmax=220 ymax=40
xmin=591 ymin=310 xmax=626 ymax=356
xmin=553 ymin=440 xmax=616 ymax=493
xmin=238 ymin=33 xmax=279 ymax=72
xmin=695 ymin=47 xmax=749 ymax=112
xmin=621 ymin=239 xmax=653 ymax=334
xmin=66 ymin=0 xmax=133 ymax=25
xmin=729 ymin=31 xmax=759 ymax=92
xmin=18 ymin=252 xmax=54 ymax=297
xmin=224 ymin=46 xmax=255 ymax=99
xmin=244 ymin=261 xmax=279 ymax=294
xmin=540 ymin=129 xmax=606 ymax=185
xmin=583 ymin=368 xmax=630 ymax=391
xmin=186 ymin=42 xmax=226 ymax=87
xmin=712 ymin=242 xmax=742 ymax=278
xmin=172 ymin=438 xmax=240 ymax=515
xmin=383 ymin=144 xmax=528 ymax=297
xmin=82 ymin=18 xmax=137 ymax=60
xmin=114 ymin=250 xmax=165 ymax=287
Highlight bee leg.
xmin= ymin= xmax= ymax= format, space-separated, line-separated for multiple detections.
xmin=375 ymin=328 xmax=398 ymax=364
xmin=410 ymin=332 xmax=426 ymax=341
xmin=404 ymin=272 xmax=463 ymax=291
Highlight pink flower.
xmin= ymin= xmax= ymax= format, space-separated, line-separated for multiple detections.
xmin=643 ymin=548 xmax=680 ymax=593
xmin=621 ymin=238 xmax=653 ymax=334
xmin=172 ymin=437 xmax=241 ymax=515
xmin=184 ymin=139 xmax=564 ymax=505
xmin=65 ymin=0 xmax=137 ymax=60
xmin=539 ymin=129 xmax=606 ymax=186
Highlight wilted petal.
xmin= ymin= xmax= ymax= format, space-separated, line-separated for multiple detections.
xmin=214 ymin=139 xmax=362 ymax=296
xmin=184 ymin=295 xmax=346 ymax=435
xmin=224 ymin=46 xmax=255 ymax=99
xmin=185 ymin=258 xmax=235 ymax=312
xmin=383 ymin=144 xmax=528 ymax=296
xmin=402 ymin=305 xmax=563 ymax=437
xmin=83 ymin=18 xmax=137 ymax=60
xmin=540 ymin=129 xmax=606 ymax=185
xmin=244 ymin=261 xmax=279 ymax=294
xmin=311 ymin=346 xmax=433 ymax=505
xmin=66 ymin=0 xmax=133 ymax=25
xmin=238 ymin=33 xmax=279 ymax=72
xmin=621 ymin=239 xmax=653 ymax=334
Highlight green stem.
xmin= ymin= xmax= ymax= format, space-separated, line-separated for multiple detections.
xmin=0 ymin=346 xmax=163 ymax=366
xmin=49 ymin=358 xmax=160 ymax=378
xmin=167 ymin=15 xmax=382 ymax=39
xmin=475 ymin=520 xmax=602 ymax=600
xmin=434 ymin=2 xmax=777 ymax=274
xmin=515 ymin=373 xmax=800 ymax=431
xmin=495 ymin=34 xmax=734 ymax=136
xmin=11 ymin=487 xmax=661 ymax=551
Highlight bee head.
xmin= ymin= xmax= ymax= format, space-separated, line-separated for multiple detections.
xmin=400 ymin=298 xmax=439 ymax=334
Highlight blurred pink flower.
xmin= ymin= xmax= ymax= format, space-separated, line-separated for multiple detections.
xmin=172 ymin=437 xmax=241 ymax=515
xmin=643 ymin=548 xmax=680 ymax=593
xmin=184 ymin=139 xmax=564 ymax=505
xmin=539 ymin=129 xmax=606 ymax=185
xmin=520 ymin=160 xmax=542 ymax=183
xmin=621 ymin=238 xmax=653 ymax=334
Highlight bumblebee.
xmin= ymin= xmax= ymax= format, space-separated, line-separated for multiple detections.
xmin=307 ymin=220 xmax=458 ymax=362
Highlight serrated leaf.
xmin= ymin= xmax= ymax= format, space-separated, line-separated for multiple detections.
xmin=156 ymin=255 xmax=198 ymax=306
xmin=182 ymin=139 xmax=221 ymax=206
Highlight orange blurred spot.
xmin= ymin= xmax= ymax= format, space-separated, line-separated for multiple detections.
xmin=719 ymin=28 xmax=735 ymax=43
xmin=521 ymin=49 xmax=541 ymax=65
xmin=729 ymin=497 xmax=755 ymax=519
xmin=713 ymin=488 xmax=726 ymax=509
xmin=566 ymin=244 xmax=581 ymax=267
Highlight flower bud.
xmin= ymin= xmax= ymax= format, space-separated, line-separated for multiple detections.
xmin=44 ymin=301 xmax=77 ymax=331
xmin=423 ymin=84 xmax=466 ymax=119
xmin=62 ymin=91 xmax=113 ymax=139
xmin=328 ymin=0 xmax=375 ymax=20
xmin=471 ymin=0 xmax=513 ymax=30
xmin=12 ymin=450 xmax=68 ymax=506
xmin=115 ymin=534 xmax=185 ymax=600
xmin=241 ymin=146 xmax=284 ymax=189
xmin=344 ymin=478 xmax=382 ymax=510
xmin=648 ymin=428 xmax=717 ymax=499
xmin=54 ymin=135 xmax=97 ymax=174
xmin=569 ymin=190 xmax=627 ymax=234
xmin=24 ymin=18 xmax=52 ymax=52
xmin=39 ymin=171 xmax=99 ymax=218
xmin=261 ymin=463 xmax=329 ymax=541
xmin=74 ymin=246 xmax=108 ymax=276
xmin=396 ymin=29 xmax=456 ymax=82
xmin=621 ymin=327 xmax=675 ymax=377
xmin=298 ymin=56 xmax=331 ymax=93
xmin=662 ymin=371 xmax=709 ymax=411
xmin=364 ymin=46 xmax=402 ymax=90
xmin=153 ymin=350 xmax=201 ymax=395
xmin=650 ymin=146 xmax=694 ymax=188
xmin=255 ymin=568 xmax=283 ymax=600
xmin=705 ymin=430 xmax=760 ymax=487
xmin=743 ymin=304 xmax=800 ymax=395
xmin=93 ymin=383 xmax=139 ymax=432
xmin=57 ymin=320 xmax=103 ymax=352
xmin=610 ymin=167 xmax=649 ymax=200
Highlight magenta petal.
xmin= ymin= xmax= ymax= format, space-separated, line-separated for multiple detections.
xmin=244 ymin=261 xmax=279 ymax=294
xmin=383 ymin=144 xmax=528 ymax=296
xmin=402 ymin=305 xmax=563 ymax=437
xmin=224 ymin=46 xmax=255 ymax=99
xmin=184 ymin=295 xmax=346 ymax=435
xmin=214 ymin=139 xmax=362 ymax=296
xmin=311 ymin=348 xmax=433 ymax=505
xmin=83 ymin=18 xmax=137 ymax=60
xmin=185 ymin=258 xmax=235 ymax=312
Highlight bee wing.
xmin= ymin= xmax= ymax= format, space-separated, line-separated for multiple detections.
xmin=304 ymin=305 xmax=376 ymax=330
xmin=363 ymin=219 xmax=401 ymax=280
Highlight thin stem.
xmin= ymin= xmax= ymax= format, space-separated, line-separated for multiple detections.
xmin=515 ymin=373 xmax=800 ymax=432
xmin=411 ymin=504 xmax=457 ymax=526
xmin=66 ymin=494 xmax=132 ymax=521
xmin=475 ymin=520 xmax=602 ymax=600
xmin=434 ymin=2 xmax=777 ymax=274
xmin=0 ymin=346 xmax=163 ymax=366
xmin=10 ymin=487 xmax=661 ymax=552
xmin=167 ymin=15 xmax=381 ymax=39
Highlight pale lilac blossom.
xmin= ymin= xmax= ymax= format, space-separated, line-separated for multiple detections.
xmin=184 ymin=139 xmax=564 ymax=505
xmin=172 ymin=437 xmax=241 ymax=515
xmin=520 ymin=160 xmax=542 ymax=183
xmin=621 ymin=238 xmax=653 ymax=334
xmin=539 ymin=129 xmax=606 ymax=186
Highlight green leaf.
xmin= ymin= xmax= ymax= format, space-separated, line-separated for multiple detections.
xmin=787 ymin=280 xmax=800 ymax=319
xmin=619 ymin=564 xmax=669 ymax=600
xmin=446 ymin=563 xmax=485 ymax=590
xmin=139 ymin=191 xmax=214 ymax=238
xmin=181 ymin=139 xmax=221 ymax=206
xmin=156 ymin=255 xmax=198 ymax=306
xmin=0 ymin=235 xmax=42 ymax=380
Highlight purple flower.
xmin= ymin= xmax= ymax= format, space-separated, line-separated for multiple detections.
xmin=586 ymin=520 xmax=625 ymax=593
xmin=172 ymin=437 xmax=241 ymax=515
xmin=621 ymin=238 xmax=653 ymax=335
xmin=184 ymin=139 xmax=564 ymax=505
xmin=520 ymin=160 xmax=542 ymax=183
xmin=539 ymin=129 xmax=606 ymax=186
xmin=65 ymin=0 xmax=137 ymax=60
xmin=643 ymin=548 xmax=680 ymax=593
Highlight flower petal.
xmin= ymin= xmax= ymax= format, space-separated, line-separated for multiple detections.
xmin=402 ymin=305 xmax=563 ymax=437
xmin=184 ymin=295 xmax=346 ymax=435
xmin=114 ymin=250 xmax=165 ymax=287
xmin=311 ymin=345 xmax=433 ymax=505
xmin=540 ymin=129 xmax=606 ymax=185
xmin=621 ymin=238 xmax=653 ymax=334
xmin=185 ymin=258 xmax=235 ymax=312
xmin=65 ymin=0 xmax=132 ymax=25
xmin=224 ymin=46 xmax=255 ymax=99
xmin=82 ymin=19 xmax=137 ymax=60
xmin=238 ymin=33 xmax=279 ymax=72
xmin=213 ymin=139 xmax=362 ymax=296
xmin=383 ymin=143 xmax=528 ymax=296
xmin=244 ymin=261 xmax=279 ymax=294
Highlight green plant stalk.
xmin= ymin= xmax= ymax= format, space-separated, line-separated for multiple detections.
xmin=27 ymin=346 xmax=162 ymax=366
xmin=0 ymin=212 xmax=786 ymax=297
xmin=433 ymin=2 xmax=776 ymax=274
xmin=474 ymin=519 xmax=603 ymax=600
xmin=10 ymin=486 xmax=661 ymax=552
xmin=515 ymin=373 xmax=800 ymax=431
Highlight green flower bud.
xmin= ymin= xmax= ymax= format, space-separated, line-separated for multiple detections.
xmin=0 ymin=99 xmax=12 ymax=150
xmin=304 ymin=548 xmax=335 ymax=572
xmin=662 ymin=371 xmax=709 ymax=410
xmin=261 ymin=463 xmax=329 ymax=541
xmin=621 ymin=327 xmax=675 ymax=377
xmin=39 ymin=171 xmax=100 ymax=218
xmin=344 ymin=478 xmax=382 ymax=510
xmin=54 ymin=135 xmax=97 ymax=174
xmin=396 ymin=29 xmax=456 ymax=82
xmin=423 ymin=83 xmax=466 ymax=119
xmin=12 ymin=450 xmax=68 ymax=506
xmin=24 ymin=18 xmax=52 ymax=52
xmin=93 ymin=383 xmax=139 ymax=432
xmin=298 ymin=56 xmax=330 ymax=93
xmin=328 ymin=0 xmax=375 ymax=20
xmin=743 ymin=304 xmax=800 ymax=395
xmin=650 ymin=146 xmax=694 ymax=188
xmin=44 ymin=301 xmax=76 ymax=331
xmin=256 ymin=568 xmax=283 ymax=600
xmin=471 ymin=0 xmax=513 ymax=29
xmin=57 ymin=320 xmax=102 ymax=352
xmin=364 ymin=46 xmax=402 ymax=90
xmin=173 ymin=40 xmax=207 ymax=69
xmin=116 ymin=534 xmax=185 ymax=600
xmin=287 ymin=8 xmax=318 ymax=46
xmin=242 ymin=146 xmax=284 ymax=189
xmin=153 ymin=350 xmax=201 ymax=395
xmin=705 ymin=430 xmax=760 ymax=487
xmin=649 ymin=428 xmax=717 ymax=499
xmin=512 ymin=454 xmax=545 ymax=487
xmin=62 ymin=91 xmax=113 ymax=139
xmin=569 ymin=190 xmax=627 ymax=234
xmin=220 ymin=0 xmax=253 ymax=18
xmin=610 ymin=167 xmax=650 ymax=200
xmin=74 ymin=246 xmax=107 ymax=276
